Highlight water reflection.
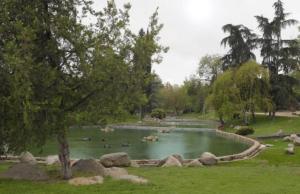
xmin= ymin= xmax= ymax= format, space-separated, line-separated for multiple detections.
xmin=31 ymin=127 xmax=249 ymax=160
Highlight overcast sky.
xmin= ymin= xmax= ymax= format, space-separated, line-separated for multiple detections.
xmin=93 ymin=0 xmax=300 ymax=85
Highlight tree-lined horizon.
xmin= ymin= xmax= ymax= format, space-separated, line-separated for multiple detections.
xmin=0 ymin=0 xmax=299 ymax=181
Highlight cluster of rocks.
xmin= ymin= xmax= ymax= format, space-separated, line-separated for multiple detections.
xmin=0 ymin=151 xmax=49 ymax=181
xmin=142 ymin=135 xmax=159 ymax=142
xmin=0 ymin=151 xmax=146 ymax=186
xmin=282 ymin=134 xmax=300 ymax=154
xmin=158 ymin=152 xmax=218 ymax=167
xmin=0 ymin=151 xmax=220 ymax=186
xmin=69 ymin=152 xmax=146 ymax=186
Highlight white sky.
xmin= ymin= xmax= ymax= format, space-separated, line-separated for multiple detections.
xmin=93 ymin=0 xmax=300 ymax=85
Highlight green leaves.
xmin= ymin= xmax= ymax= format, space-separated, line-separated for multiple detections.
xmin=207 ymin=61 xmax=272 ymax=123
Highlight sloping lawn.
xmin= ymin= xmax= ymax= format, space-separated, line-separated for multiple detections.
xmin=249 ymin=116 xmax=300 ymax=136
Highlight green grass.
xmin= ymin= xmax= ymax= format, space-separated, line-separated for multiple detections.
xmin=222 ymin=115 xmax=300 ymax=137
xmin=1 ymin=139 xmax=300 ymax=194
xmin=2 ymin=114 xmax=300 ymax=194
xmin=249 ymin=116 xmax=300 ymax=136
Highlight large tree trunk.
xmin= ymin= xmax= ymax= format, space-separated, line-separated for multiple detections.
xmin=57 ymin=132 xmax=72 ymax=179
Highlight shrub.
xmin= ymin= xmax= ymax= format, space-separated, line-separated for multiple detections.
xmin=151 ymin=108 xmax=166 ymax=119
xmin=235 ymin=126 xmax=254 ymax=136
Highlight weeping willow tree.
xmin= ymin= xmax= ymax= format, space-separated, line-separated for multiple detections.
xmin=207 ymin=61 xmax=272 ymax=124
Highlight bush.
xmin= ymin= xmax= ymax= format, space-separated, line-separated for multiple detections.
xmin=151 ymin=108 xmax=166 ymax=119
xmin=235 ymin=126 xmax=254 ymax=136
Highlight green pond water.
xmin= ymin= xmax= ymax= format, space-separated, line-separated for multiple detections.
xmin=31 ymin=124 xmax=250 ymax=160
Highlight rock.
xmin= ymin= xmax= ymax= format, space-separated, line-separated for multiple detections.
xmin=285 ymin=146 xmax=295 ymax=155
xmin=172 ymin=154 xmax=184 ymax=164
xmin=199 ymin=152 xmax=218 ymax=166
xmin=293 ymin=137 xmax=300 ymax=146
xmin=68 ymin=176 xmax=103 ymax=186
xmin=274 ymin=129 xmax=284 ymax=136
xmin=19 ymin=151 xmax=37 ymax=165
xmin=143 ymin=135 xmax=159 ymax=142
xmin=0 ymin=163 xmax=48 ymax=181
xmin=104 ymin=167 xmax=128 ymax=178
xmin=186 ymin=159 xmax=203 ymax=167
xmin=259 ymin=144 xmax=267 ymax=150
xmin=100 ymin=152 xmax=131 ymax=167
xmin=161 ymin=156 xmax=182 ymax=167
xmin=288 ymin=143 xmax=294 ymax=147
xmin=45 ymin=155 xmax=60 ymax=165
xmin=290 ymin=134 xmax=298 ymax=141
xmin=101 ymin=126 xmax=114 ymax=133
xmin=158 ymin=154 xmax=183 ymax=166
xmin=130 ymin=160 xmax=140 ymax=168
xmin=72 ymin=159 xmax=105 ymax=175
xmin=116 ymin=175 xmax=148 ymax=184
xmin=283 ymin=136 xmax=292 ymax=142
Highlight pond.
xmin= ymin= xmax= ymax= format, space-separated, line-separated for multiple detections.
xmin=31 ymin=123 xmax=250 ymax=160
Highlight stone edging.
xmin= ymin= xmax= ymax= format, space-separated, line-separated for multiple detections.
xmin=132 ymin=130 xmax=262 ymax=166
xmin=214 ymin=130 xmax=261 ymax=162
xmin=1 ymin=130 xmax=262 ymax=167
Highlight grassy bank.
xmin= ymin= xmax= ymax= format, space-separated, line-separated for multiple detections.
xmin=1 ymin=114 xmax=300 ymax=194
xmin=1 ymin=139 xmax=300 ymax=194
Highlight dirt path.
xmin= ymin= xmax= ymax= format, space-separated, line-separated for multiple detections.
xmin=256 ymin=111 xmax=300 ymax=118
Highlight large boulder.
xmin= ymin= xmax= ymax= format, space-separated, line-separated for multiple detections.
xmin=285 ymin=146 xmax=295 ymax=155
xmin=68 ymin=176 xmax=103 ymax=186
xmin=100 ymin=152 xmax=131 ymax=167
xmin=274 ymin=129 xmax=284 ymax=136
xmin=158 ymin=154 xmax=184 ymax=166
xmin=0 ymin=163 xmax=48 ymax=181
xmin=186 ymin=159 xmax=203 ymax=167
xmin=72 ymin=159 xmax=105 ymax=175
xmin=161 ymin=156 xmax=182 ymax=167
xmin=290 ymin=134 xmax=298 ymax=141
xmin=45 ymin=155 xmax=60 ymax=166
xmin=19 ymin=151 xmax=37 ymax=165
xmin=116 ymin=175 xmax=148 ymax=184
xmin=104 ymin=167 xmax=128 ymax=178
xmin=293 ymin=137 xmax=300 ymax=146
xmin=283 ymin=136 xmax=292 ymax=142
xmin=199 ymin=152 xmax=218 ymax=166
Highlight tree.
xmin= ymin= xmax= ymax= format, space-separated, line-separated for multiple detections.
xmin=207 ymin=62 xmax=272 ymax=124
xmin=206 ymin=71 xmax=240 ymax=124
xmin=235 ymin=61 xmax=272 ymax=123
xmin=130 ymin=9 xmax=169 ymax=119
xmin=183 ymin=76 xmax=209 ymax=113
xmin=198 ymin=54 xmax=223 ymax=84
xmin=0 ymin=0 xmax=96 ymax=178
xmin=0 ymin=0 xmax=168 ymax=179
xmin=221 ymin=24 xmax=257 ymax=69
xmin=158 ymin=83 xmax=188 ymax=115
xmin=255 ymin=0 xmax=299 ymax=114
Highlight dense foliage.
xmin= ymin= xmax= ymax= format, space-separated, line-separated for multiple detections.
xmin=0 ymin=0 xmax=167 ymax=179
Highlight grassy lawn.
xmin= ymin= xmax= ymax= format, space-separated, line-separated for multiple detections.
xmin=220 ymin=115 xmax=300 ymax=137
xmin=249 ymin=116 xmax=300 ymax=136
xmin=1 ymin=115 xmax=300 ymax=194
xmin=1 ymin=139 xmax=300 ymax=194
